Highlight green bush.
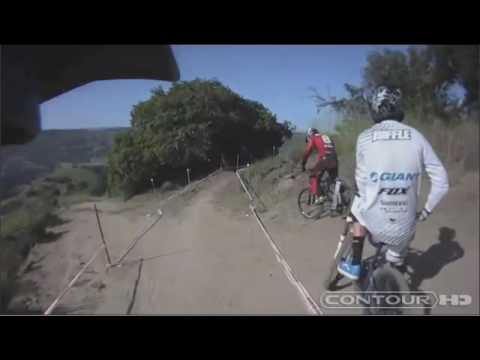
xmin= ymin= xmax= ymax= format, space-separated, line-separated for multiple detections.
xmin=107 ymin=79 xmax=294 ymax=199
xmin=0 ymin=165 xmax=109 ymax=312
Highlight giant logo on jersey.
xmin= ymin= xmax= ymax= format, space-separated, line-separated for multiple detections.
xmin=370 ymin=172 xmax=419 ymax=183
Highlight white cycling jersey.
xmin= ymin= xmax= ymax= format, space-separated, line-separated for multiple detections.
xmin=351 ymin=120 xmax=449 ymax=247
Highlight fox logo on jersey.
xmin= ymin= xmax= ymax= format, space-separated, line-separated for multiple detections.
xmin=378 ymin=187 xmax=409 ymax=195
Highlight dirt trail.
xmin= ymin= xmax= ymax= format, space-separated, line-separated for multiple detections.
xmin=11 ymin=172 xmax=307 ymax=314
xmin=97 ymin=172 xmax=309 ymax=314
xmin=9 ymin=171 xmax=478 ymax=315
xmin=261 ymin=171 xmax=479 ymax=315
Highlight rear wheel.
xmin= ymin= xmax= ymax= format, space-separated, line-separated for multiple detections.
xmin=297 ymin=188 xmax=322 ymax=219
xmin=363 ymin=265 xmax=413 ymax=315
xmin=297 ymin=188 xmax=331 ymax=219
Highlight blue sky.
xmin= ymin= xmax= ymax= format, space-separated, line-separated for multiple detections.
xmin=40 ymin=45 xmax=411 ymax=132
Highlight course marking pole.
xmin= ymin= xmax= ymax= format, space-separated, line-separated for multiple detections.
xmin=46 ymin=168 xmax=223 ymax=314
xmin=94 ymin=203 xmax=112 ymax=267
xmin=150 ymin=178 xmax=155 ymax=193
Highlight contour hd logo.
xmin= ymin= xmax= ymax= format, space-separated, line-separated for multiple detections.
xmin=320 ymin=291 xmax=472 ymax=310
xmin=370 ymin=172 xmax=419 ymax=183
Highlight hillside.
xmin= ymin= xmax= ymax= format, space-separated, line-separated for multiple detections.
xmin=0 ymin=127 xmax=128 ymax=200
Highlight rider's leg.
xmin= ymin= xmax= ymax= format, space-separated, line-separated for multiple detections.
xmin=309 ymin=175 xmax=318 ymax=196
xmin=327 ymin=161 xmax=339 ymax=181
xmin=337 ymin=213 xmax=367 ymax=280
xmin=311 ymin=161 xmax=327 ymax=203
xmin=385 ymin=234 xmax=414 ymax=272
xmin=308 ymin=162 xmax=325 ymax=204
xmin=350 ymin=222 xmax=368 ymax=272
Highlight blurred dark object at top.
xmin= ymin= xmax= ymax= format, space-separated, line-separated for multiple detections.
xmin=0 ymin=45 xmax=180 ymax=146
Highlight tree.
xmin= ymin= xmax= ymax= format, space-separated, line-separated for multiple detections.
xmin=428 ymin=45 xmax=479 ymax=108
xmin=107 ymin=79 xmax=294 ymax=198
xmin=364 ymin=49 xmax=410 ymax=92
xmin=313 ymin=45 xmax=478 ymax=122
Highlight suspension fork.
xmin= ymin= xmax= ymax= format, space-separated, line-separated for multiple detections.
xmin=333 ymin=215 xmax=354 ymax=259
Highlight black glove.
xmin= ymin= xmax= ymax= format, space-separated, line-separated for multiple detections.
xmin=417 ymin=208 xmax=431 ymax=222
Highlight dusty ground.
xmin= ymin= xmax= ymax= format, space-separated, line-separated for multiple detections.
xmin=8 ymin=170 xmax=479 ymax=315
xmin=260 ymin=171 xmax=479 ymax=315
xmin=9 ymin=172 xmax=307 ymax=314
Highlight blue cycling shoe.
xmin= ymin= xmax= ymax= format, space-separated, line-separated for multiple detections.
xmin=337 ymin=261 xmax=361 ymax=280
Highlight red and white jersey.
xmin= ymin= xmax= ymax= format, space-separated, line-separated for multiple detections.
xmin=302 ymin=133 xmax=337 ymax=164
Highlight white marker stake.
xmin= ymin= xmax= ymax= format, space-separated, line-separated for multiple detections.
xmin=150 ymin=178 xmax=155 ymax=193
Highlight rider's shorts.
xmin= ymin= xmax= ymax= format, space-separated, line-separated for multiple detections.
xmin=310 ymin=156 xmax=338 ymax=179
xmin=351 ymin=195 xmax=414 ymax=264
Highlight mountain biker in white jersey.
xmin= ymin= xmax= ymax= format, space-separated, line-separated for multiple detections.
xmin=337 ymin=86 xmax=449 ymax=280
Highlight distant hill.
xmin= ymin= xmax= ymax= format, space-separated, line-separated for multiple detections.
xmin=0 ymin=127 xmax=128 ymax=200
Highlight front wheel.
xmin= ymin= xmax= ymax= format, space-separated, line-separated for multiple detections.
xmin=323 ymin=228 xmax=354 ymax=290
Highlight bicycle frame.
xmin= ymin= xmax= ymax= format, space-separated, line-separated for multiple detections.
xmin=298 ymin=171 xmax=351 ymax=220
xmin=333 ymin=214 xmax=355 ymax=259
xmin=317 ymin=171 xmax=334 ymax=195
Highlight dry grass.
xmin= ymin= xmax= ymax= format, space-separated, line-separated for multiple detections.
xmin=412 ymin=118 xmax=479 ymax=185
xmin=243 ymin=116 xmax=478 ymax=214
xmin=243 ymin=135 xmax=304 ymax=209
xmin=0 ymin=166 xmax=107 ymax=312
xmin=332 ymin=115 xmax=479 ymax=186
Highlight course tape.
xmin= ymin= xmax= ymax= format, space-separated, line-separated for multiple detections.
xmin=235 ymin=169 xmax=323 ymax=315
xmin=44 ymin=244 xmax=105 ymax=315
xmin=43 ymin=169 xmax=222 ymax=315
xmin=113 ymin=168 xmax=222 ymax=266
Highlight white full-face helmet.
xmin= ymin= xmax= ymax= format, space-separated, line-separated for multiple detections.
xmin=306 ymin=127 xmax=319 ymax=142
xmin=369 ymin=86 xmax=404 ymax=123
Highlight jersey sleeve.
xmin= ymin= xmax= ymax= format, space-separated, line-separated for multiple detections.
xmin=421 ymin=134 xmax=449 ymax=212
xmin=354 ymin=133 xmax=368 ymax=198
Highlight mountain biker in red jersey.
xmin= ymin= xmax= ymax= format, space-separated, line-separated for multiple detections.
xmin=301 ymin=128 xmax=339 ymax=207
